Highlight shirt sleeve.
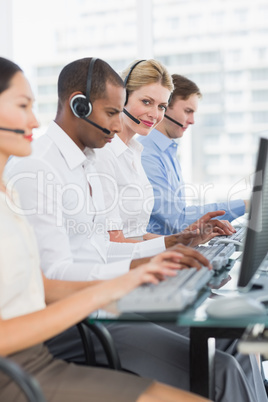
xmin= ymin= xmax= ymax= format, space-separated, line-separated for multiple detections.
xmin=5 ymin=157 xmax=165 ymax=281
xmin=141 ymin=152 xmax=245 ymax=235
xmin=131 ymin=236 xmax=166 ymax=259
xmin=107 ymin=236 xmax=166 ymax=262
xmin=5 ymin=157 xmax=131 ymax=281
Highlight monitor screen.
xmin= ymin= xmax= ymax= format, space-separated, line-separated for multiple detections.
xmin=237 ymin=136 xmax=268 ymax=290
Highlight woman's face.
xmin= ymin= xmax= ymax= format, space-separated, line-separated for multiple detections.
xmin=123 ymin=82 xmax=170 ymax=136
xmin=0 ymin=71 xmax=38 ymax=158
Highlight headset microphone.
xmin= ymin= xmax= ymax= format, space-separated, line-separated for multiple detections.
xmin=164 ymin=114 xmax=183 ymax=128
xmin=123 ymin=108 xmax=140 ymax=125
xmin=81 ymin=117 xmax=111 ymax=135
xmin=0 ymin=127 xmax=25 ymax=134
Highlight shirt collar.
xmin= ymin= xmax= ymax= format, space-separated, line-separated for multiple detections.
xmin=46 ymin=121 xmax=96 ymax=170
xmin=110 ymin=134 xmax=143 ymax=157
xmin=150 ymin=128 xmax=178 ymax=152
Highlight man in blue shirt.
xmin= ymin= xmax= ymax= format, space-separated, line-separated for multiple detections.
xmin=138 ymin=74 xmax=246 ymax=235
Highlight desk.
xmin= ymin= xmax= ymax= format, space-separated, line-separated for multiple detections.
xmin=86 ymin=259 xmax=268 ymax=400
xmin=178 ymin=258 xmax=268 ymax=398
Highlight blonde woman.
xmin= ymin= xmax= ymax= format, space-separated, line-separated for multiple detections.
xmin=95 ymin=60 xmax=234 ymax=243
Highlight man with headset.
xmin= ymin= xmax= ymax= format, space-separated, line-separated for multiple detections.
xmin=138 ymin=74 xmax=247 ymax=236
xmin=5 ymin=58 xmax=230 ymax=281
xmin=5 ymin=58 xmax=264 ymax=401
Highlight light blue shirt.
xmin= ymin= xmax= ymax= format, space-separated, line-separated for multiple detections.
xmin=138 ymin=129 xmax=245 ymax=235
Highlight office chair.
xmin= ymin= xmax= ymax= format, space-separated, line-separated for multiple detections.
xmin=0 ymin=356 xmax=46 ymax=402
xmin=76 ymin=320 xmax=122 ymax=370
xmin=0 ymin=322 xmax=120 ymax=402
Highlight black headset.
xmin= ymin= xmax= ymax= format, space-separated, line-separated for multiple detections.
xmin=124 ymin=59 xmax=145 ymax=105
xmin=69 ymin=58 xmax=111 ymax=134
xmin=70 ymin=57 xmax=97 ymax=118
xmin=123 ymin=60 xmax=145 ymax=125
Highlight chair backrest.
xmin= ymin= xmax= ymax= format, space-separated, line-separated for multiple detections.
xmin=81 ymin=320 xmax=122 ymax=370
xmin=0 ymin=356 xmax=46 ymax=402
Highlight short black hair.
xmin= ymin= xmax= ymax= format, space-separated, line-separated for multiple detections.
xmin=57 ymin=57 xmax=124 ymax=112
xmin=0 ymin=57 xmax=22 ymax=95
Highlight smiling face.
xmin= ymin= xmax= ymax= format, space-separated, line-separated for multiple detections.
xmin=68 ymin=82 xmax=126 ymax=150
xmin=122 ymin=82 xmax=171 ymax=141
xmin=0 ymin=71 xmax=38 ymax=159
xmin=160 ymin=93 xmax=199 ymax=139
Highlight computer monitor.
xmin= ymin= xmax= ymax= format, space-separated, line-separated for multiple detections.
xmin=237 ymin=136 xmax=268 ymax=291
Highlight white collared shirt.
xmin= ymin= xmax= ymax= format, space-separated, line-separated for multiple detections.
xmin=95 ymin=135 xmax=154 ymax=238
xmin=0 ymin=191 xmax=45 ymax=320
xmin=5 ymin=122 xmax=165 ymax=281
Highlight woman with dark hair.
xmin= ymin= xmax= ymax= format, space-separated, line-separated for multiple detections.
xmin=0 ymin=56 xmax=208 ymax=402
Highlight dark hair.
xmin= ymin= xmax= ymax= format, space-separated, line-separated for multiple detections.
xmin=168 ymin=74 xmax=202 ymax=107
xmin=0 ymin=57 xmax=22 ymax=95
xmin=57 ymin=57 xmax=124 ymax=112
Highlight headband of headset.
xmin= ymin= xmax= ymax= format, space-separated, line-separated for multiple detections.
xmin=124 ymin=59 xmax=145 ymax=105
xmin=85 ymin=57 xmax=97 ymax=103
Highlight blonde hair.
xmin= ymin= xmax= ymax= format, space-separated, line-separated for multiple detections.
xmin=122 ymin=59 xmax=174 ymax=102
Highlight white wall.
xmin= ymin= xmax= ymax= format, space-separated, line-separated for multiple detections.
xmin=0 ymin=0 xmax=13 ymax=58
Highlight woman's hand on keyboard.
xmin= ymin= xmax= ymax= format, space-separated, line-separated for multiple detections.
xmin=164 ymin=211 xmax=236 ymax=248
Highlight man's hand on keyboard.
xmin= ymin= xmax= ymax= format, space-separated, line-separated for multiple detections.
xmin=117 ymin=253 xmax=215 ymax=313
xmin=132 ymin=251 xmax=187 ymax=284
xmin=167 ymin=244 xmax=212 ymax=270
xmin=107 ymin=251 xmax=190 ymax=300
xmin=164 ymin=210 xmax=236 ymax=248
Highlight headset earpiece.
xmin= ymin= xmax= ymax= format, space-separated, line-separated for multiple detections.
xmin=68 ymin=58 xmax=111 ymax=135
xmin=70 ymin=57 xmax=97 ymax=118
xmin=70 ymin=94 xmax=92 ymax=118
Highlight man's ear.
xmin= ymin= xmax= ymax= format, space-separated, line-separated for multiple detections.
xmin=68 ymin=91 xmax=83 ymax=104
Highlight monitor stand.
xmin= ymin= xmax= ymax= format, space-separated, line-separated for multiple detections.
xmin=248 ymin=275 xmax=268 ymax=302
